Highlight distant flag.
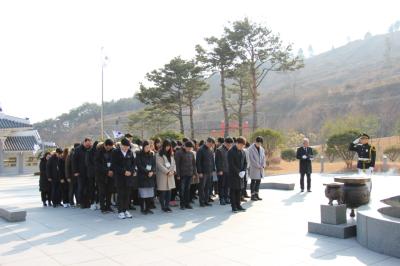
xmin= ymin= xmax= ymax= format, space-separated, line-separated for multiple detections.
xmin=104 ymin=130 xmax=111 ymax=139
xmin=112 ymin=130 xmax=124 ymax=139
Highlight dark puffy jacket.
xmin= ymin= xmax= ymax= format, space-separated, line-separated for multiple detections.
xmin=111 ymin=148 xmax=137 ymax=188
xmin=39 ymin=158 xmax=50 ymax=191
xmin=72 ymin=144 xmax=90 ymax=178
xmin=46 ymin=154 xmax=61 ymax=181
xmin=95 ymin=144 xmax=114 ymax=183
xmin=87 ymin=141 xmax=98 ymax=178
xmin=136 ymin=150 xmax=156 ymax=188
xmin=215 ymin=145 xmax=229 ymax=173
xmin=175 ymin=149 xmax=196 ymax=177
xmin=65 ymin=149 xmax=75 ymax=182
xmin=196 ymin=145 xmax=215 ymax=175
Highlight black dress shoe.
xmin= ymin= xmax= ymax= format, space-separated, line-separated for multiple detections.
xmin=185 ymin=205 xmax=193 ymax=209
xmin=240 ymin=197 xmax=247 ymax=202
xmin=301 ymin=189 xmax=304 ymax=192
xmin=200 ymin=203 xmax=206 ymax=207
xmin=180 ymin=206 xmax=185 ymax=210
xmin=204 ymin=203 xmax=212 ymax=206
xmin=166 ymin=207 xmax=173 ymax=212
xmin=146 ymin=209 xmax=154 ymax=214
xmin=256 ymin=195 xmax=262 ymax=201
xmin=251 ymin=196 xmax=258 ymax=201
xmin=238 ymin=207 xmax=246 ymax=212
xmin=307 ymin=190 xmax=312 ymax=192
xmin=232 ymin=209 xmax=238 ymax=213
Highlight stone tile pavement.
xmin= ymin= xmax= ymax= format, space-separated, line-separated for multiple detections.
xmin=1 ymin=173 xmax=400 ymax=266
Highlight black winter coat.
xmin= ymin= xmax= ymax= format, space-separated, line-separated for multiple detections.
xmin=215 ymin=145 xmax=229 ymax=173
xmin=95 ymin=145 xmax=114 ymax=184
xmin=39 ymin=158 xmax=50 ymax=192
xmin=72 ymin=144 xmax=90 ymax=179
xmin=175 ymin=149 xmax=196 ymax=178
xmin=296 ymin=147 xmax=313 ymax=174
xmin=196 ymin=145 xmax=215 ymax=175
xmin=87 ymin=141 xmax=98 ymax=178
xmin=46 ymin=154 xmax=61 ymax=181
xmin=111 ymin=148 xmax=137 ymax=188
xmin=227 ymin=145 xmax=247 ymax=190
xmin=136 ymin=151 xmax=156 ymax=188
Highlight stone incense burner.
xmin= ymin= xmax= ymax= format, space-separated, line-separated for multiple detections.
xmin=334 ymin=176 xmax=371 ymax=218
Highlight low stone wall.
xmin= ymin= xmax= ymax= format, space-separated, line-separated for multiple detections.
xmin=357 ymin=209 xmax=400 ymax=258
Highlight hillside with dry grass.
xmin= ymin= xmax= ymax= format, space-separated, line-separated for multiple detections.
xmin=35 ymin=31 xmax=400 ymax=145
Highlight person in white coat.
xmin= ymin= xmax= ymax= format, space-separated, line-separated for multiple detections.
xmin=248 ymin=136 xmax=266 ymax=201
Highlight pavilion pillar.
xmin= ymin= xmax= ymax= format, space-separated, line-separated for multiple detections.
xmin=17 ymin=152 xmax=24 ymax=175
xmin=0 ymin=138 xmax=4 ymax=174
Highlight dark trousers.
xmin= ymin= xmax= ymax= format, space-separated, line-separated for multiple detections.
xmin=180 ymin=175 xmax=192 ymax=207
xmin=198 ymin=174 xmax=211 ymax=205
xmin=51 ymin=181 xmax=61 ymax=205
xmin=98 ymin=177 xmax=113 ymax=211
xmin=68 ymin=180 xmax=77 ymax=205
xmin=218 ymin=174 xmax=230 ymax=201
xmin=41 ymin=190 xmax=51 ymax=204
xmin=171 ymin=175 xmax=180 ymax=201
xmin=242 ymin=175 xmax=248 ymax=196
xmin=230 ymin=188 xmax=241 ymax=210
xmin=61 ymin=182 xmax=69 ymax=204
xmin=117 ymin=181 xmax=130 ymax=213
xmin=250 ymin=179 xmax=261 ymax=195
xmin=77 ymin=175 xmax=89 ymax=207
xmin=140 ymin=197 xmax=152 ymax=212
xmin=159 ymin=190 xmax=171 ymax=210
xmin=190 ymin=183 xmax=197 ymax=201
xmin=88 ymin=176 xmax=97 ymax=205
xmin=300 ymin=172 xmax=311 ymax=190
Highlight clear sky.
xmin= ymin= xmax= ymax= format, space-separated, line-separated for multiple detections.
xmin=0 ymin=0 xmax=399 ymax=123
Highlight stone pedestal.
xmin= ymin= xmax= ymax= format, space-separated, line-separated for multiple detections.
xmin=308 ymin=204 xmax=356 ymax=239
xmin=0 ymin=208 xmax=27 ymax=222
xmin=321 ymin=204 xmax=347 ymax=225
xmin=308 ymin=220 xmax=356 ymax=239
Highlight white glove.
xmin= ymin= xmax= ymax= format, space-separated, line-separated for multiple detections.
xmin=302 ymin=155 xmax=307 ymax=159
xmin=239 ymin=171 xmax=246 ymax=178
xmin=353 ymin=137 xmax=360 ymax=144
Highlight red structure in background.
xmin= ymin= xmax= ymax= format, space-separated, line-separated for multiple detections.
xmin=212 ymin=120 xmax=250 ymax=137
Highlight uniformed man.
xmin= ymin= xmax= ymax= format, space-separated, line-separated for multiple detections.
xmin=349 ymin=133 xmax=376 ymax=175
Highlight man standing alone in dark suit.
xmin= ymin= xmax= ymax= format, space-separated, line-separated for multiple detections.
xmin=296 ymin=138 xmax=313 ymax=192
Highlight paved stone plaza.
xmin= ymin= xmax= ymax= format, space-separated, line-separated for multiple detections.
xmin=1 ymin=173 xmax=399 ymax=266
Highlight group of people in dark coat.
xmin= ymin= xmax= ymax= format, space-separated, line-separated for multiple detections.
xmin=39 ymin=134 xmax=265 ymax=217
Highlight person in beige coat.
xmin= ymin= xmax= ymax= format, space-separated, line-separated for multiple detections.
xmin=156 ymin=140 xmax=176 ymax=212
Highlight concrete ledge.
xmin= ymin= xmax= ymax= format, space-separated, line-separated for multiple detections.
xmin=0 ymin=208 xmax=27 ymax=222
xmin=357 ymin=210 xmax=400 ymax=258
xmin=259 ymin=182 xmax=295 ymax=190
xmin=308 ymin=220 xmax=356 ymax=239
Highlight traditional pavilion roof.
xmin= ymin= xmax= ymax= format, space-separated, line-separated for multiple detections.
xmin=4 ymin=136 xmax=38 ymax=152
xmin=0 ymin=118 xmax=31 ymax=129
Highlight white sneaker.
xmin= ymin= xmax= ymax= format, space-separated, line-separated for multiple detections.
xmin=125 ymin=211 xmax=132 ymax=219
xmin=90 ymin=204 xmax=97 ymax=211
xmin=118 ymin=212 xmax=126 ymax=219
xmin=63 ymin=204 xmax=68 ymax=208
